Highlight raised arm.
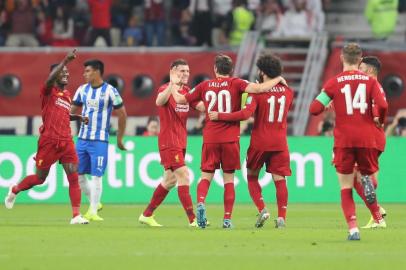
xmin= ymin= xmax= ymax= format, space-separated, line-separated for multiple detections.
xmin=244 ymin=76 xmax=287 ymax=93
xmin=156 ymin=67 xmax=184 ymax=106
xmin=45 ymin=49 xmax=77 ymax=92
xmin=209 ymin=97 xmax=256 ymax=121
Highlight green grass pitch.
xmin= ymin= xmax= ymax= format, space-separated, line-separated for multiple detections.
xmin=1 ymin=203 xmax=405 ymax=270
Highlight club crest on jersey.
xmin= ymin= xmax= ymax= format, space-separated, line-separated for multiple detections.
xmin=58 ymin=92 xmax=64 ymax=96
xmin=175 ymin=154 xmax=180 ymax=163
xmin=37 ymin=159 xmax=43 ymax=166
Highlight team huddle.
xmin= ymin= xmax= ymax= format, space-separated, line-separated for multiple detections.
xmin=4 ymin=43 xmax=388 ymax=240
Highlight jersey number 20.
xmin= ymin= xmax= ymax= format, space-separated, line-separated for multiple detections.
xmin=206 ymin=90 xmax=232 ymax=113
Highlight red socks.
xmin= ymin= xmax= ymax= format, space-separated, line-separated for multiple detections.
xmin=247 ymin=175 xmax=265 ymax=212
xmin=197 ymin=179 xmax=211 ymax=204
xmin=143 ymin=184 xmax=169 ymax=217
xmin=12 ymin=174 xmax=45 ymax=194
xmin=178 ymin=185 xmax=195 ymax=223
xmin=353 ymin=180 xmax=382 ymax=222
xmin=67 ymin=172 xmax=81 ymax=218
xmin=341 ymin=188 xmax=358 ymax=230
xmin=224 ymin=183 xmax=235 ymax=220
xmin=274 ymin=179 xmax=288 ymax=220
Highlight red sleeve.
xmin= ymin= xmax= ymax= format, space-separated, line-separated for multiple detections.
xmin=40 ymin=84 xmax=52 ymax=96
xmin=371 ymin=80 xmax=388 ymax=123
xmin=309 ymin=100 xmax=325 ymax=115
xmin=322 ymin=78 xmax=335 ymax=99
xmin=234 ymin=78 xmax=250 ymax=93
xmin=218 ymin=96 xmax=257 ymax=121
xmin=185 ymin=82 xmax=203 ymax=103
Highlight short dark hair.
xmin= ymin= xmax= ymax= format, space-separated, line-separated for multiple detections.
xmin=170 ymin=59 xmax=188 ymax=69
xmin=84 ymin=59 xmax=104 ymax=75
xmin=342 ymin=43 xmax=362 ymax=65
xmin=50 ymin=63 xmax=59 ymax=71
xmin=215 ymin=54 xmax=233 ymax=75
xmin=361 ymin=56 xmax=381 ymax=75
xmin=256 ymin=54 xmax=282 ymax=79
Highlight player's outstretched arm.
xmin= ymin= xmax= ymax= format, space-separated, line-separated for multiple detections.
xmin=244 ymin=76 xmax=287 ymax=93
xmin=115 ymin=106 xmax=127 ymax=150
xmin=171 ymin=88 xmax=188 ymax=104
xmin=69 ymin=114 xmax=89 ymax=124
xmin=156 ymin=82 xmax=177 ymax=106
xmin=309 ymin=91 xmax=331 ymax=115
xmin=156 ymin=68 xmax=183 ymax=106
xmin=209 ymin=106 xmax=254 ymax=122
xmin=45 ymin=48 xmax=77 ymax=90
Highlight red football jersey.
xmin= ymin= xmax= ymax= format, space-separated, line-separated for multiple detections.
xmin=39 ymin=85 xmax=72 ymax=141
xmin=373 ymin=82 xmax=386 ymax=152
xmin=158 ymin=84 xmax=196 ymax=150
xmin=185 ymin=77 xmax=249 ymax=143
xmin=88 ymin=0 xmax=112 ymax=28
xmin=247 ymin=84 xmax=294 ymax=151
xmin=323 ymin=70 xmax=387 ymax=148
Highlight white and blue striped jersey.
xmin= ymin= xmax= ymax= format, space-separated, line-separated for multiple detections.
xmin=72 ymin=82 xmax=123 ymax=142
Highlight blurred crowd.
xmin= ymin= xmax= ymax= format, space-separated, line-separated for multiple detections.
xmin=0 ymin=0 xmax=330 ymax=47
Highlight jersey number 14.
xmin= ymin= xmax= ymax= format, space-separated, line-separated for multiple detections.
xmin=341 ymin=83 xmax=368 ymax=115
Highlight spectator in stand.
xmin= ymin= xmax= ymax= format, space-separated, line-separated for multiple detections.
xmin=225 ymin=0 xmax=255 ymax=46
xmin=306 ymin=0 xmax=324 ymax=32
xmin=385 ymin=109 xmax=406 ymax=136
xmin=51 ymin=6 xmax=78 ymax=46
xmin=212 ymin=0 xmax=232 ymax=46
xmin=365 ymin=0 xmax=398 ymax=39
xmin=144 ymin=0 xmax=166 ymax=46
xmin=272 ymin=0 xmax=314 ymax=38
xmin=189 ymin=0 xmax=213 ymax=46
xmin=88 ymin=0 xmax=112 ymax=46
xmin=0 ymin=2 xmax=8 ymax=46
xmin=170 ymin=0 xmax=196 ymax=46
xmin=255 ymin=0 xmax=282 ymax=36
xmin=143 ymin=116 xmax=160 ymax=136
xmin=36 ymin=8 xmax=53 ymax=45
xmin=123 ymin=14 xmax=143 ymax=46
xmin=5 ymin=0 xmax=39 ymax=47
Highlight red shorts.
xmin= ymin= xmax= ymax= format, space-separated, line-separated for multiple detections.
xmin=246 ymin=147 xmax=291 ymax=176
xmin=201 ymin=142 xmax=240 ymax=173
xmin=333 ymin=147 xmax=379 ymax=175
xmin=159 ymin=148 xmax=186 ymax=171
xmin=35 ymin=136 xmax=78 ymax=170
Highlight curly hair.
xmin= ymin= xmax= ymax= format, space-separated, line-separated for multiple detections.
xmin=256 ymin=54 xmax=282 ymax=79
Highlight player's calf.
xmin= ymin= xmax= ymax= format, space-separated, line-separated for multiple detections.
xmin=361 ymin=175 xmax=376 ymax=204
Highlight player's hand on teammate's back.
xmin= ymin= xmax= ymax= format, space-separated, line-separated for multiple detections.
xmin=279 ymin=76 xmax=288 ymax=86
xmin=373 ymin=117 xmax=383 ymax=128
xmin=209 ymin=111 xmax=219 ymax=121
xmin=117 ymin=139 xmax=127 ymax=151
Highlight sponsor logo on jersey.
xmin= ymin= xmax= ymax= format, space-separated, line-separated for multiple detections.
xmin=55 ymin=98 xmax=71 ymax=110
